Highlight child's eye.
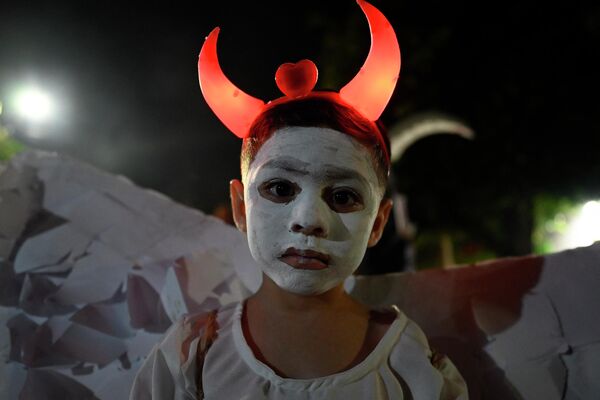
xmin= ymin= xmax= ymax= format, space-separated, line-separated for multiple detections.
xmin=259 ymin=180 xmax=299 ymax=202
xmin=326 ymin=188 xmax=364 ymax=213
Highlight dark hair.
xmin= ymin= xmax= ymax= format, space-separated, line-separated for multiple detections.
xmin=240 ymin=96 xmax=390 ymax=188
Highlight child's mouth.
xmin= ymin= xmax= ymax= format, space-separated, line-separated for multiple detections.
xmin=279 ymin=247 xmax=330 ymax=270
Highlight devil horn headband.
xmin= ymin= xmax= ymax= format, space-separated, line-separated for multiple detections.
xmin=198 ymin=0 xmax=400 ymax=139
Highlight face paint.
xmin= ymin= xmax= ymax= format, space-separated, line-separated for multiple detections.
xmin=244 ymin=127 xmax=384 ymax=295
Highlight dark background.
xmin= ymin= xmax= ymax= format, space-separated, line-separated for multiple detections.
xmin=1 ymin=0 xmax=599 ymax=266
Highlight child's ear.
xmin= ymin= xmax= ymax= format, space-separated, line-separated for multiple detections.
xmin=367 ymin=197 xmax=393 ymax=247
xmin=229 ymin=179 xmax=247 ymax=233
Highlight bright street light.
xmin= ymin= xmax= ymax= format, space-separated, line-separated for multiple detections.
xmin=14 ymin=87 xmax=55 ymax=123
xmin=554 ymin=200 xmax=600 ymax=251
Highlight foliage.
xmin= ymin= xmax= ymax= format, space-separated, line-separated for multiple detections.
xmin=532 ymin=194 xmax=583 ymax=255
xmin=0 ymin=127 xmax=25 ymax=162
xmin=414 ymin=229 xmax=497 ymax=270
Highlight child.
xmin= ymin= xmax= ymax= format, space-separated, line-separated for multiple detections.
xmin=130 ymin=2 xmax=467 ymax=399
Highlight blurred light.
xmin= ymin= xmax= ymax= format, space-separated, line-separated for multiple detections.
xmin=582 ymin=200 xmax=600 ymax=218
xmin=389 ymin=112 xmax=475 ymax=162
xmin=15 ymin=87 xmax=55 ymax=123
xmin=555 ymin=200 xmax=600 ymax=250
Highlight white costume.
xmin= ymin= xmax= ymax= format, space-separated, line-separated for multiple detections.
xmin=130 ymin=301 xmax=468 ymax=399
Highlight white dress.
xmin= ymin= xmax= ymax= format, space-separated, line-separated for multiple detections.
xmin=130 ymin=301 xmax=468 ymax=399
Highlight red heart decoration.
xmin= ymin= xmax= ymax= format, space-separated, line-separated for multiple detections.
xmin=275 ymin=59 xmax=318 ymax=98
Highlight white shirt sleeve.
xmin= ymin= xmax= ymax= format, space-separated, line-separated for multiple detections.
xmin=389 ymin=317 xmax=469 ymax=400
xmin=430 ymin=349 xmax=469 ymax=400
xmin=129 ymin=314 xmax=210 ymax=400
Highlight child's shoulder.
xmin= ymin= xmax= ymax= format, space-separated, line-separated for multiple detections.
xmin=130 ymin=304 xmax=242 ymax=399
xmin=384 ymin=307 xmax=469 ymax=398
xmin=160 ymin=301 xmax=241 ymax=363
xmin=371 ymin=304 xmax=428 ymax=349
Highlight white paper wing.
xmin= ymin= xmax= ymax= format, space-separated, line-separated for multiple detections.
xmin=347 ymin=243 xmax=600 ymax=399
xmin=0 ymin=150 xmax=261 ymax=400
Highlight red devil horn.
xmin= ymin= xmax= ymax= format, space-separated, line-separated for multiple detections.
xmin=340 ymin=0 xmax=401 ymax=121
xmin=198 ymin=28 xmax=265 ymax=138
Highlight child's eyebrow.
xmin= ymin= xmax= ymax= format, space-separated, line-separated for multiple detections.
xmin=262 ymin=157 xmax=309 ymax=176
xmin=321 ymin=164 xmax=369 ymax=187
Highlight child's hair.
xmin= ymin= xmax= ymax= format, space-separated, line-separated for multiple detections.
xmin=240 ymin=96 xmax=391 ymax=188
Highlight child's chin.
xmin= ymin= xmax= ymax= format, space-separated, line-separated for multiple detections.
xmin=272 ymin=274 xmax=341 ymax=296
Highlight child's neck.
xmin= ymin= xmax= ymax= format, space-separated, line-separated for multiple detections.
xmin=249 ymin=274 xmax=365 ymax=318
xmin=242 ymin=275 xmax=376 ymax=378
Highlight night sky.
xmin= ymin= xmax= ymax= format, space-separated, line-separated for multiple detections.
xmin=1 ymin=0 xmax=599 ymax=225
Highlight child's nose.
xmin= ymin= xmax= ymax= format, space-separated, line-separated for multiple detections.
xmin=290 ymin=221 xmax=327 ymax=237
xmin=288 ymin=195 xmax=329 ymax=238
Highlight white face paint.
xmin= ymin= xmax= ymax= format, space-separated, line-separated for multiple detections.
xmin=244 ymin=127 xmax=384 ymax=295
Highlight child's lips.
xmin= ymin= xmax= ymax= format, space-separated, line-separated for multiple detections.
xmin=279 ymin=247 xmax=330 ymax=270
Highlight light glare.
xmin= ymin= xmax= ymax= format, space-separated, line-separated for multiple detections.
xmin=582 ymin=201 xmax=600 ymax=218
xmin=554 ymin=200 xmax=600 ymax=250
xmin=15 ymin=88 xmax=54 ymax=123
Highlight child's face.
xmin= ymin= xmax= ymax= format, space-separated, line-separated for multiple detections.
xmin=236 ymin=127 xmax=388 ymax=295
